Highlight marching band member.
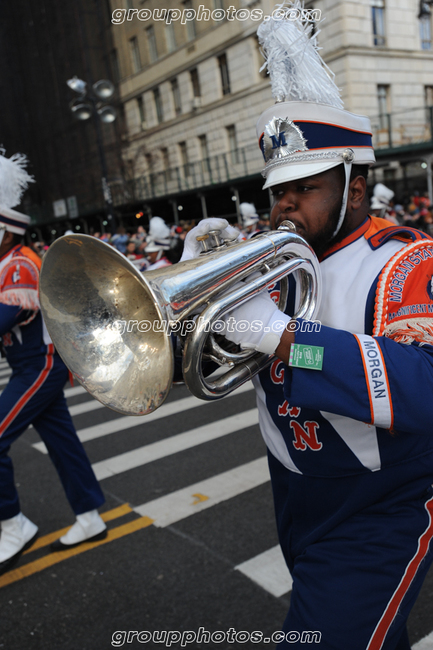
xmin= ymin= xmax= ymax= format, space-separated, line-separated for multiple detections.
xmin=141 ymin=216 xmax=173 ymax=270
xmin=0 ymin=151 xmax=106 ymax=575
xmin=143 ymin=238 xmax=172 ymax=271
xmin=370 ymin=182 xmax=398 ymax=223
xmin=181 ymin=3 xmax=433 ymax=648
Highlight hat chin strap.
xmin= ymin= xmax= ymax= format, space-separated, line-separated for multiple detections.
xmin=0 ymin=226 xmax=7 ymax=248
xmin=330 ymin=160 xmax=353 ymax=240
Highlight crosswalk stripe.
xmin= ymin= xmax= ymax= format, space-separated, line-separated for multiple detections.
xmin=67 ymin=399 xmax=108 ymax=416
xmin=1 ymin=380 xmax=84 ymax=397
xmin=33 ymin=382 xmax=255 ymax=452
xmin=66 ymin=379 xmax=253 ymax=417
xmin=91 ymin=409 xmax=259 ymax=480
xmin=134 ymin=456 xmax=269 ymax=527
xmin=64 ymin=385 xmax=87 ymax=398
xmin=235 ymin=545 xmax=292 ymax=597
xmin=413 ymin=632 xmax=433 ymax=650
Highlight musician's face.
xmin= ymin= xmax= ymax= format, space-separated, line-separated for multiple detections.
xmin=269 ymin=167 xmax=345 ymax=258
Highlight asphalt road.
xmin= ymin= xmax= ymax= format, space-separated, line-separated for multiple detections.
xmin=0 ymin=359 xmax=432 ymax=650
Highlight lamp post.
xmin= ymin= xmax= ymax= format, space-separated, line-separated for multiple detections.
xmin=67 ymin=76 xmax=117 ymax=230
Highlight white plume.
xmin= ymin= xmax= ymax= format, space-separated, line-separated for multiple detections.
xmin=257 ymin=0 xmax=343 ymax=108
xmin=239 ymin=202 xmax=258 ymax=218
xmin=0 ymin=148 xmax=34 ymax=209
xmin=149 ymin=216 xmax=171 ymax=240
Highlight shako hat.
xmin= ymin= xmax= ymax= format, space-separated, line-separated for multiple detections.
xmin=239 ymin=202 xmax=259 ymax=228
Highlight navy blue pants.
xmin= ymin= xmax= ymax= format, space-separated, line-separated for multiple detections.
xmin=0 ymin=350 xmax=104 ymax=521
xmin=276 ymin=484 xmax=433 ymax=650
xmin=268 ymin=453 xmax=433 ymax=650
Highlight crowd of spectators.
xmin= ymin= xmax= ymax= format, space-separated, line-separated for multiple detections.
xmin=372 ymin=188 xmax=433 ymax=235
xmin=28 ymin=213 xmax=271 ymax=268
xmin=27 ymin=188 xmax=433 ymax=265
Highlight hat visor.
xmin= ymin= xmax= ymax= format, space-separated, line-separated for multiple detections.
xmin=243 ymin=218 xmax=259 ymax=227
xmin=370 ymin=198 xmax=387 ymax=210
xmin=145 ymin=244 xmax=169 ymax=253
xmin=0 ymin=204 xmax=30 ymax=235
xmin=262 ymin=160 xmax=342 ymax=190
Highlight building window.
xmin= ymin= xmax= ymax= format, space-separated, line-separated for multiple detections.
xmin=165 ymin=15 xmax=177 ymax=52
xmin=372 ymin=1 xmax=386 ymax=46
xmin=199 ymin=134 xmax=210 ymax=172
xmin=190 ymin=68 xmax=201 ymax=98
xmin=212 ymin=0 xmax=225 ymax=22
xmin=226 ymin=125 xmax=239 ymax=164
xmin=129 ymin=37 xmax=141 ymax=73
xmin=303 ymin=2 xmax=319 ymax=36
xmin=383 ymin=168 xmax=396 ymax=182
xmin=105 ymin=0 xmax=112 ymax=22
xmin=425 ymin=86 xmax=433 ymax=125
xmin=199 ymin=134 xmax=209 ymax=160
xmin=145 ymin=153 xmax=153 ymax=173
xmin=420 ymin=13 xmax=432 ymax=50
xmin=377 ymin=85 xmax=390 ymax=130
xmin=110 ymin=49 xmax=120 ymax=82
xmin=161 ymin=147 xmax=171 ymax=180
xmin=153 ymin=88 xmax=164 ymax=123
xmin=183 ymin=0 xmax=197 ymax=41
xmin=171 ymin=78 xmax=182 ymax=116
xmin=218 ymin=53 xmax=231 ymax=95
xmin=137 ymin=96 xmax=146 ymax=128
xmin=147 ymin=26 xmax=158 ymax=62
xmin=179 ymin=141 xmax=190 ymax=176
xmin=162 ymin=147 xmax=170 ymax=169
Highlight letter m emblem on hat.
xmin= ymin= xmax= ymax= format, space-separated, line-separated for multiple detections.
xmin=270 ymin=132 xmax=288 ymax=149
xmin=262 ymin=117 xmax=308 ymax=163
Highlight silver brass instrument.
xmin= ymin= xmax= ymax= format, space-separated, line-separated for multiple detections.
xmin=39 ymin=222 xmax=321 ymax=416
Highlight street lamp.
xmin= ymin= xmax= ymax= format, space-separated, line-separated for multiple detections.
xmin=67 ymin=75 xmax=117 ymax=229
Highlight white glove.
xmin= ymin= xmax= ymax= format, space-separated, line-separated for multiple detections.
xmin=223 ymin=290 xmax=292 ymax=355
xmin=180 ymin=218 xmax=242 ymax=262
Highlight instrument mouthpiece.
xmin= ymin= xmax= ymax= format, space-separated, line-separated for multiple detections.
xmin=278 ymin=220 xmax=297 ymax=232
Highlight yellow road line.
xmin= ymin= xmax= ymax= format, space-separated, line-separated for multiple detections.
xmin=0 ymin=516 xmax=153 ymax=589
xmin=24 ymin=504 xmax=133 ymax=554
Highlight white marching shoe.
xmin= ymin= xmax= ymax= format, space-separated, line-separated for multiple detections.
xmin=51 ymin=509 xmax=107 ymax=551
xmin=0 ymin=512 xmax=38 ymax=575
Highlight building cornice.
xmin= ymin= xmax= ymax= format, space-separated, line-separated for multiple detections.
xmin=325 ymin=45 xmax=433 ymax=64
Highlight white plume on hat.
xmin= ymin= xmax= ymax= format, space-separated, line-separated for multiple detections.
xmin=240 ymin=202 xmax=259 ymax=228
xmin=0 ymin=148 xmax=34 ymax=236
xmin=148 ymin=216 xmax=171 ymax=241
xmin=146 ymin=216 xmax=171 ymax=254
xmin=0 ymin=149 xmax=34 ymax=210
xmin=371 ymin=183 xmax=394 ymax=209
xmin=257 ymin=0 xmax=342 ymax=107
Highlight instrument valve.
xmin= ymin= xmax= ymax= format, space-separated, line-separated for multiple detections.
xmin=196 ymin=229 xmax=227 ymax=254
